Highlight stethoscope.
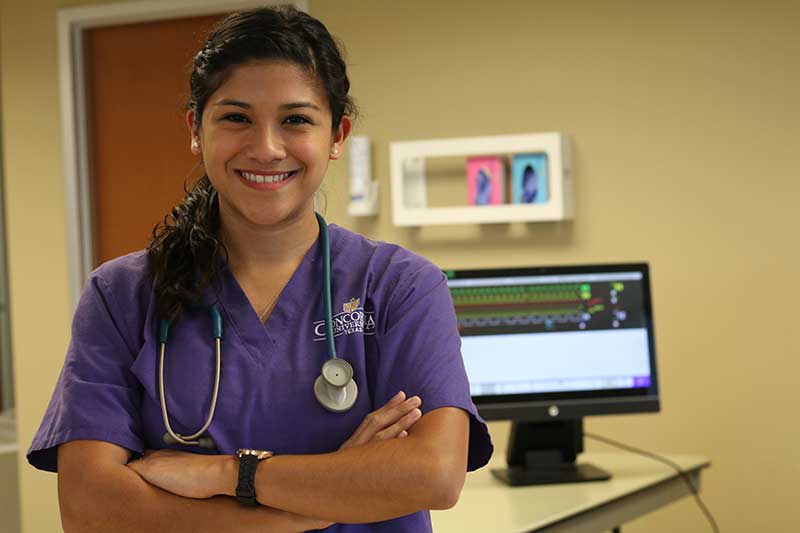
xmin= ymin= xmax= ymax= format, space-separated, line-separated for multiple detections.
xmin=158 ymin=212 xmax=358 ymax=449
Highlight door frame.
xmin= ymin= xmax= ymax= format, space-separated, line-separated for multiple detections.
xmin=58 ymin=0 xmax=308 ymax=309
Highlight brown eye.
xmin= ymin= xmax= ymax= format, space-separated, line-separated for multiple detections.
xmin=285 ymin=115 xmax=313 ymax=125
xmin=223 ymin=113 xmax=249 ymax=123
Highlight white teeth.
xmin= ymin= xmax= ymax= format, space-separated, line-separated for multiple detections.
xmin=240 ymin=171 xmax=293 ymax=183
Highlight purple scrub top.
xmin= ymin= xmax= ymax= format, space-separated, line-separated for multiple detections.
xmin=28 ymin=224 xmax=493 ymax=532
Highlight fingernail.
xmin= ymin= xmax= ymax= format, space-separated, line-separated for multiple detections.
xmin=393 ymin=391 xmax=405 ymax=401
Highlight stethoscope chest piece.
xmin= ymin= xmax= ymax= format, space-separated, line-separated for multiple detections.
xmin=314 ymin=358 xmax=358 ymax=412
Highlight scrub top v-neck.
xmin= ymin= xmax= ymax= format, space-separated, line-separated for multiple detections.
xmin=215 ymin=229 xmax=322 ymax=365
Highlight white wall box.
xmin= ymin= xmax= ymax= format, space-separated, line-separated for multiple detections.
xmin=347 ymin=136 xmax=380 ymax=217
xmin=389 ymin=132 xmax=573 ymax=226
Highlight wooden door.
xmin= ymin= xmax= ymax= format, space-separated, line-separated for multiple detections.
xmin=86 ymin=13 xmax=229 ymax=265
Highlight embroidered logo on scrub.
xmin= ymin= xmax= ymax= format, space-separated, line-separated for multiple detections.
xmin=343 ymin=297 xmax=360 ymax=313
xmin=313 ymin=297 xmax=375 ymax=341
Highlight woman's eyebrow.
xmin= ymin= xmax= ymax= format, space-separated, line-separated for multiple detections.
xmin=280 ymin=101 xmax=322 ymax=111
xmin=211 ymin=100 xmax=321 ymax=111
xmin=214 ymin=99 xmax=251 ymax=108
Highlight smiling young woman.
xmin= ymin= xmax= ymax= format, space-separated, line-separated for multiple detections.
xmin=28 ymin=6 xmax=493 ymax=533
xmin=186 ymin=59 xmax=352 ymax=322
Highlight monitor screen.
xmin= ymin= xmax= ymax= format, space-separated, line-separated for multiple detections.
xmin=446 ymin=263 xmax=660 ymax=422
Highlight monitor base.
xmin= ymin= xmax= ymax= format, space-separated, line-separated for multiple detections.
xmin=491 ymin=462 xmax=611 ymax=486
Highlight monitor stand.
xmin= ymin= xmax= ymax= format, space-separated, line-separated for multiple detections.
xmin=491 ymin=418 xmax=611 ymax=486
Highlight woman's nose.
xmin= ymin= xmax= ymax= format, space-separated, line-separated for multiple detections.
xmin=246 ymin=125 xmax=286 ymax=162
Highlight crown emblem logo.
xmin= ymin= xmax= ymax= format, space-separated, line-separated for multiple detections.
xmin=343 ymin=297 xmax=360 ymax=313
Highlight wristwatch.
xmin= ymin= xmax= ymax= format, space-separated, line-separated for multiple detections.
xmin=235 ymin=449 xmax=274 ymax=506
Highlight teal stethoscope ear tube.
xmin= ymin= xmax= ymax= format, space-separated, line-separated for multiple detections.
xmin=158 ymin=212 xmax=357 ymax=448
xmin=318 ymin=211 xmax=336 ymax=359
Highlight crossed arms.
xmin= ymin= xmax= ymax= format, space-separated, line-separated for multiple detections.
xmin=58 ymin=394 xmax=469 ymax=532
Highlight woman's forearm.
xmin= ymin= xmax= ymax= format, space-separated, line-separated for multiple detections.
xmin=60 ymin=459 xmax=315 ymax=533
xmin=246 ymin=407 xmax=468 ymax=523
xmin=238 ymin=435 xmax=461 ymax=524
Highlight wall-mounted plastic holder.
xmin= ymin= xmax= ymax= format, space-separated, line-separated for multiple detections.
xmin=389 ymin=132 xmax=573 ymax=226
xmin=347 ymin=136 xmax=379 ymax=217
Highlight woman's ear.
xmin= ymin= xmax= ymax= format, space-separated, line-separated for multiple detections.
xmin=329 ymin=116 xmax=353 ymax=160
xmin=186 ymin=110 xmax=201 ymax=155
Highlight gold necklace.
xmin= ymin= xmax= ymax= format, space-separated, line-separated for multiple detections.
xmin=257 ymin=275 xmax=293 ymax=322
xmin=258 ymin=291 xmax=281 ymax=322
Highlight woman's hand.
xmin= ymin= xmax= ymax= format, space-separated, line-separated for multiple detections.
xmin=339 ymin=391 xmax=422 ymax=450
xmin=127 ymin=450 xmax=335 ymax=530
xmin=127 ymin=448 xmax=227 ymax=499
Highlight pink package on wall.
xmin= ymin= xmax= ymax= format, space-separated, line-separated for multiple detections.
xmin=466 ymin=156 xmax=505 ymax=205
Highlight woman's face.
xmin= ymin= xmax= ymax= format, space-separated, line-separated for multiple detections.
xmin=187 ymin=60 xmax=350 ymax=229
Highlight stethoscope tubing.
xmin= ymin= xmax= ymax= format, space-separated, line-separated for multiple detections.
xmin=318 ymin=212 xmax=337 ymax=359
xmin=159 ymin=308 xmax=223 ymax=447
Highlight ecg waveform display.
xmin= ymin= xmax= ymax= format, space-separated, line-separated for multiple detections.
xmin=450 ymin=279 xmax=646 ymax=337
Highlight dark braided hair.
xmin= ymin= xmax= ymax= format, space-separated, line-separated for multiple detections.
xmin=147 ymin=6 xmax=356 ymax=324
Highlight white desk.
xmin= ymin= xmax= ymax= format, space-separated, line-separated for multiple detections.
xmin=432 ymin=451 xmax=710 ymax=533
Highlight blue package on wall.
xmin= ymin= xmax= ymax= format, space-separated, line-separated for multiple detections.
xmin=511 ymin=153 xmax=549 ymax=204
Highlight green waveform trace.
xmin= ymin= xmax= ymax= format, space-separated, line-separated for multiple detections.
xmin=456 ymin=307 xmax=588 ymax=318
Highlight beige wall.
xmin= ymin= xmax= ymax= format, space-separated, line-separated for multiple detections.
xmin=0 ymin=450 xmax=20 ymax=533
xmin=2 ymin=0 xmax=798 ymax=531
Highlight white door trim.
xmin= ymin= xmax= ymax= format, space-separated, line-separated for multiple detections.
xmin=58 ymin=0 xmax=309 ymax=310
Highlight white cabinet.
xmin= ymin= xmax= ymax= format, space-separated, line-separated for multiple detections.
xmin=389 ymin=132 xmax=573 ymax=226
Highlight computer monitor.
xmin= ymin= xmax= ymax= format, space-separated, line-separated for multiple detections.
xmin=445 ymin=263 xmax=660 ymax=486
